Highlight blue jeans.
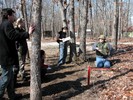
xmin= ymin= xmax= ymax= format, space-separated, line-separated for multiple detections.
xmin=0 ymin=65 xmax=15 ymax=99
xmin=58 ymin=42 xmax=67 ymax=65
xmin=96 ymin=56 xmax=111 ymax=68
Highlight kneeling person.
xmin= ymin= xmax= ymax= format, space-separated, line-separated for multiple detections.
xmin=92 ymin=35 xmax=112 ymax=68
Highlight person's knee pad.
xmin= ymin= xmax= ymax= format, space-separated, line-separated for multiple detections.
xmin=104 ymin=61 xmax=111 ymax=68
xmin=96 ymin=62 xmax=104 ymax=68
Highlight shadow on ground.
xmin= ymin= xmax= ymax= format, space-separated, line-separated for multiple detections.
xmin=41 ymin=69 xmax=132 ymax=99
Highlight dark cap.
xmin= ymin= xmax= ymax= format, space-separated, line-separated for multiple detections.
xmin=1 ymin=8 xmax=15 ymax=19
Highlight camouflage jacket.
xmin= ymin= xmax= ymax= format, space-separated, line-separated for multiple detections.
xmin=93 ymin=42 xmax=111 ymax=58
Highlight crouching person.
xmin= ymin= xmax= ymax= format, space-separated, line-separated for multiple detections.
xmin=92 ymin=35 xmax=113 ymax=68
xmin=40 ymin=50 xmax=51 ymax=78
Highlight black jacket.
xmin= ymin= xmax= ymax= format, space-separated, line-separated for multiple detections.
xmin=57 ymin=31 xmax=66 ymax=43
xmin=0 ymin=20 xmax=29 ymax=66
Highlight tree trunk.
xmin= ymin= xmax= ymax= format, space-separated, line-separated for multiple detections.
xmin=58 ymin=0 xmax=68 ymax=27
xmin=112 ymin=1 xmax=116 ymax=42
xmin=113 ymin=0 xmax=119 ymax=50
xmin=118 ymin=0 xmax=122 ymax=40
xmin=51 ymin=1 xmax=55 ymax=39
xmin=79 ymin=0 xmax=89 ymax=61
xmin=30 ymin=0 xmax=42 ymax=100
xmin=77 ymin=1 xmax=81 ymax=38
xmin=69 ymin=0 xmax=77 ymax=62
xmin=20 ymin=0 xmax=30 ymax=61
xmin=20 ymin=0 xmax=28 ymax=31
xmin=29 ymin=0 xmax=33 ymax=23
xmin=125 ymin=0 xmax=130 ymax=36
xmin=89 ymin=0 xmax=93 ymax=38
xmin=102 ymin=0 xmax=106 ymax=35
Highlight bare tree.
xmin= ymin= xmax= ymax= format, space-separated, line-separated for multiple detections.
xmin=51 ymin=1 xmax=55 ymax=39
xmin=69 ymin=0 xmax=77 ymax=62
xmin=112 ymin=0 xmax=119 ymax=50
xmin=77 ymin=1 xmax=81 ymax=38
xmin=78 ymin=0 xmax=89 ymax=61
xmin=89 ymin=0 xmax=93 ymax=38
xmin=30 ymin=0 xmax=42 ymax=99
xmin=58 ymin=0 xmax=69 ymax=27
xmin=118 ymin=0 xmax=123 ymax=39
xmin=125 ymin=0 xmax=131 ymax=35
xmin=29 ymin=0 xmax=33 ymax=23
xmin=20 ymin=0 xmax=28 ymax=31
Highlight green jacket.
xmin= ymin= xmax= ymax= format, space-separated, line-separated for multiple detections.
xmin=94 ymin=42 xmax=110 ymax=58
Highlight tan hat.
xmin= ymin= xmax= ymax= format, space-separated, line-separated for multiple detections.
xmin=99 ymin=35 xmax=106 ymax=40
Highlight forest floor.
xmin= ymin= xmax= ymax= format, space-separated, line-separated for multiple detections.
xmin=3 ymin=37 xmax=133 ymax=100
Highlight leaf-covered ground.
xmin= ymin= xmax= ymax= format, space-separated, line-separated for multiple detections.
xmin=3 ymin=38 xmax=133 ymax=100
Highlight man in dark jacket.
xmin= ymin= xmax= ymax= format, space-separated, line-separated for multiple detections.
xmin=0 ymin=8 xmax=34 ymax=99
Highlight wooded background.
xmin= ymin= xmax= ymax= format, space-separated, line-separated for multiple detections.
xmin=0 ymin=0 xmax=133 ymax=39
xmin=0 ymin=0 xmax=133 ymax=99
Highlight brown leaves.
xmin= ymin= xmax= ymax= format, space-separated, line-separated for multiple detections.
xmin=87 ymin=42 xmax=133 ymax=99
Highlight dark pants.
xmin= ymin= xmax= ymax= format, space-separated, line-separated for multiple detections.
xmin=0 ymin=65 xmax=15 ymax=99
xmin=13 ymin=65 xmax=19 ymax=87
